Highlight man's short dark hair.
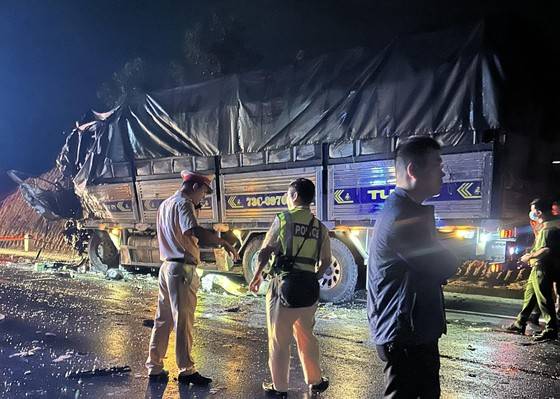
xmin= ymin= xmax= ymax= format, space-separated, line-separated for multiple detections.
xmin=530 ymin=197 xmax=553 ymax=214
xmin=395 ymin=136 xmax=442 ymax=172
xmin=289 ymin=178 xmax=315 ymax=205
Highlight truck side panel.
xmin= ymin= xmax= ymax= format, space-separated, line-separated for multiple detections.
xmin=328 ymin=151 xmax=493 ymax=222
xmin=80 ymin=183 xmax=139 ymax=225
xmin=135 ymin=178 xmax=219 ymax=224
xmin=426 ymin=151 xmax=493 ymax=219
xmin=220 ymin=167 xmax=322 ymax=223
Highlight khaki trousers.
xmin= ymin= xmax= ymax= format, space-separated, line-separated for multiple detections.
xmin=266 ymin=279 xmax=322 ymax=392
xmin=146 ymin=261 xmax=200 ymax=375
xmin=517 ymin=265 xmax=558 ymax=332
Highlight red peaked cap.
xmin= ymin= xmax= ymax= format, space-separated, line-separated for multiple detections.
xmin=180 ymin=170 xmax=214 ymax=193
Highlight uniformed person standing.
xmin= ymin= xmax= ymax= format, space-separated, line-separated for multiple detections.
xmin=506 ymin=198 xmax=560 ymax=341
xmin=249 ymin=178 xmax=331 ymax=397
xmin=146 ymin=170 xmax=239 ymax=383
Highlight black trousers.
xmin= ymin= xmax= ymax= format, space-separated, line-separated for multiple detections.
xmin=377 ymin=341 xmax=440 ymax=399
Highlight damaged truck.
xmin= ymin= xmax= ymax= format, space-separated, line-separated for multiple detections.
xmin=15 ymin=23 xmax=557 ymax=303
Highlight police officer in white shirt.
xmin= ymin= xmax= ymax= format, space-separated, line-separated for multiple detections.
xmin=146 ymin=170 xmax=239 ymax=384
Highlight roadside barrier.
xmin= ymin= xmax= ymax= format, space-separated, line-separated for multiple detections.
xmin=0 ymin=234 xmax=34 ymax=251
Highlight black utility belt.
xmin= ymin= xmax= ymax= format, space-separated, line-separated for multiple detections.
xmin=272 ymin=269 xmax=316 ymax=277
xmin=271 ymin=254 xmax=316 ymax=274
xmin=166 ymin=258 xmax=197 ymax=266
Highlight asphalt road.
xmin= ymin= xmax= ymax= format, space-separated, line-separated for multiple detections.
xmin=1 ymin=263 xmax=559 ymax=399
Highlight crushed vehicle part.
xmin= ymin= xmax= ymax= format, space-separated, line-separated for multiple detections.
xmin=63 ymin=220 xmax=90 ymax=255
xmin=7 ymin=170 xmax=82 ymax=221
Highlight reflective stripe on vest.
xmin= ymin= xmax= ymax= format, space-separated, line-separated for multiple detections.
xmin=277 ymin=208 xmax=320 ymax=273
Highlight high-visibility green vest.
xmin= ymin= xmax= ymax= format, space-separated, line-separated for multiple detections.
xmin=277 ymin=207 xmax=321 ymax=273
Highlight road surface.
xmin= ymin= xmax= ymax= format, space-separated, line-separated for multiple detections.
xmin=1 ymin=263 xmax=559 ymax=398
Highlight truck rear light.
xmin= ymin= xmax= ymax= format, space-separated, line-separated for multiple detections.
xmin=499 ymin=229 xmax=515 ymax=239
xmin=489 ymin=263 xmax=502 ymax=273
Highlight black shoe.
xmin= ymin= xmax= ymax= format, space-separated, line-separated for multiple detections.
xmin=533 ymin=330 xmax=558 ymax=342
xmin=504 ymin=322 xmax=526 ymax=335
xmin=148 ymin=370 xmax=169 ymax=382
xmin=309 ymin=377 xmax=329 ymax=393
xmin=178 ymin=372 xmax=212 ymax=386
xmin=262 ymin=382 xmax=287 ymax=397
xmin=528 ymin=313 xmax=541 ymax=325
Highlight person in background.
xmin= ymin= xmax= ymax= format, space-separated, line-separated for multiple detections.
xmin=506 ymin=198 xmax=560 ymax=341
xmin=552 ymin=199 xmax=560 ymax=320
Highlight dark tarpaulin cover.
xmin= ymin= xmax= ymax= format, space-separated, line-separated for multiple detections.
xmin=58 ymin=22 xmax=502 ymax=188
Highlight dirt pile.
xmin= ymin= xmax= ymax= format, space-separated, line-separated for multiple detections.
xmin=0 ymin=169 xmax=74 ymax=256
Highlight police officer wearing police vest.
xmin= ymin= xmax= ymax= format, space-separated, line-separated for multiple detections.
xmin=249 ymin=178 xmax=331 ymax=397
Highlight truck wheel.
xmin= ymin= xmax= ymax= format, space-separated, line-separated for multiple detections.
xmin=88 ymin=231 xmax=119 ymax=274
xmin=318 ymin=238 xmax=358 ymax=303
xmin=242 ymin=236 xmax=264 ymax=284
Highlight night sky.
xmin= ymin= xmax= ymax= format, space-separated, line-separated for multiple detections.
xmin=0 ymin=0 xmax=198 ymax=197
xmin=0 ymin=0 xmax=556 ymax=198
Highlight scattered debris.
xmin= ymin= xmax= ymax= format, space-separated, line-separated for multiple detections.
xmin=106 ymin=388 xmax=130 ymax=396
xmin=224 ymin=306 xmax=240 ymax=313
xmin=52 ymin=353 xmax=74 ymax=363
xmin=0 ymin=313 xmax=5 ymax=321
xmin=24 ymin=389 xmax=47 ymax=397
xmin=106 ymin=269 xmax=124 ymax=281
xmin=54 ymin=271 xmax=73 ymax=278
xmin=66 ymin=365 xmax=132 ymax=379
xmin=34 ymin=263 xmax=47 ymax=272
xmin=34 ymin=262 xmax=77 ymax=272
xmin=467 ymin=345 xmax=476 ymax=351
xmin=209 ymin=386 xmax=226 ymax=395
xmin=200 ymin=274 xmax=216 ymax=292
xmin=9 ymin=347 xmax=41 ymax=358
xmin=200 ymin=273 xmax=249 ymax=296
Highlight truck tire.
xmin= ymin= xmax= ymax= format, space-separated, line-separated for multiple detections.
xmin=318 ymin=238 xmax=358 ymax=303
xmin=242 ymin=236 xmax=264 ymax=284
xmin=88 ymin=231 xmax=119 ymax=274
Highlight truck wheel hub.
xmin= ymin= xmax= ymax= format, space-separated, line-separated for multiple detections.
xmin=319 ymin=258 xmax=341 ymax=290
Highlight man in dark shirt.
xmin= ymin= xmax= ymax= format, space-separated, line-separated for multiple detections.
xmin=367 ymin=136 xmax=458 ymax=398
